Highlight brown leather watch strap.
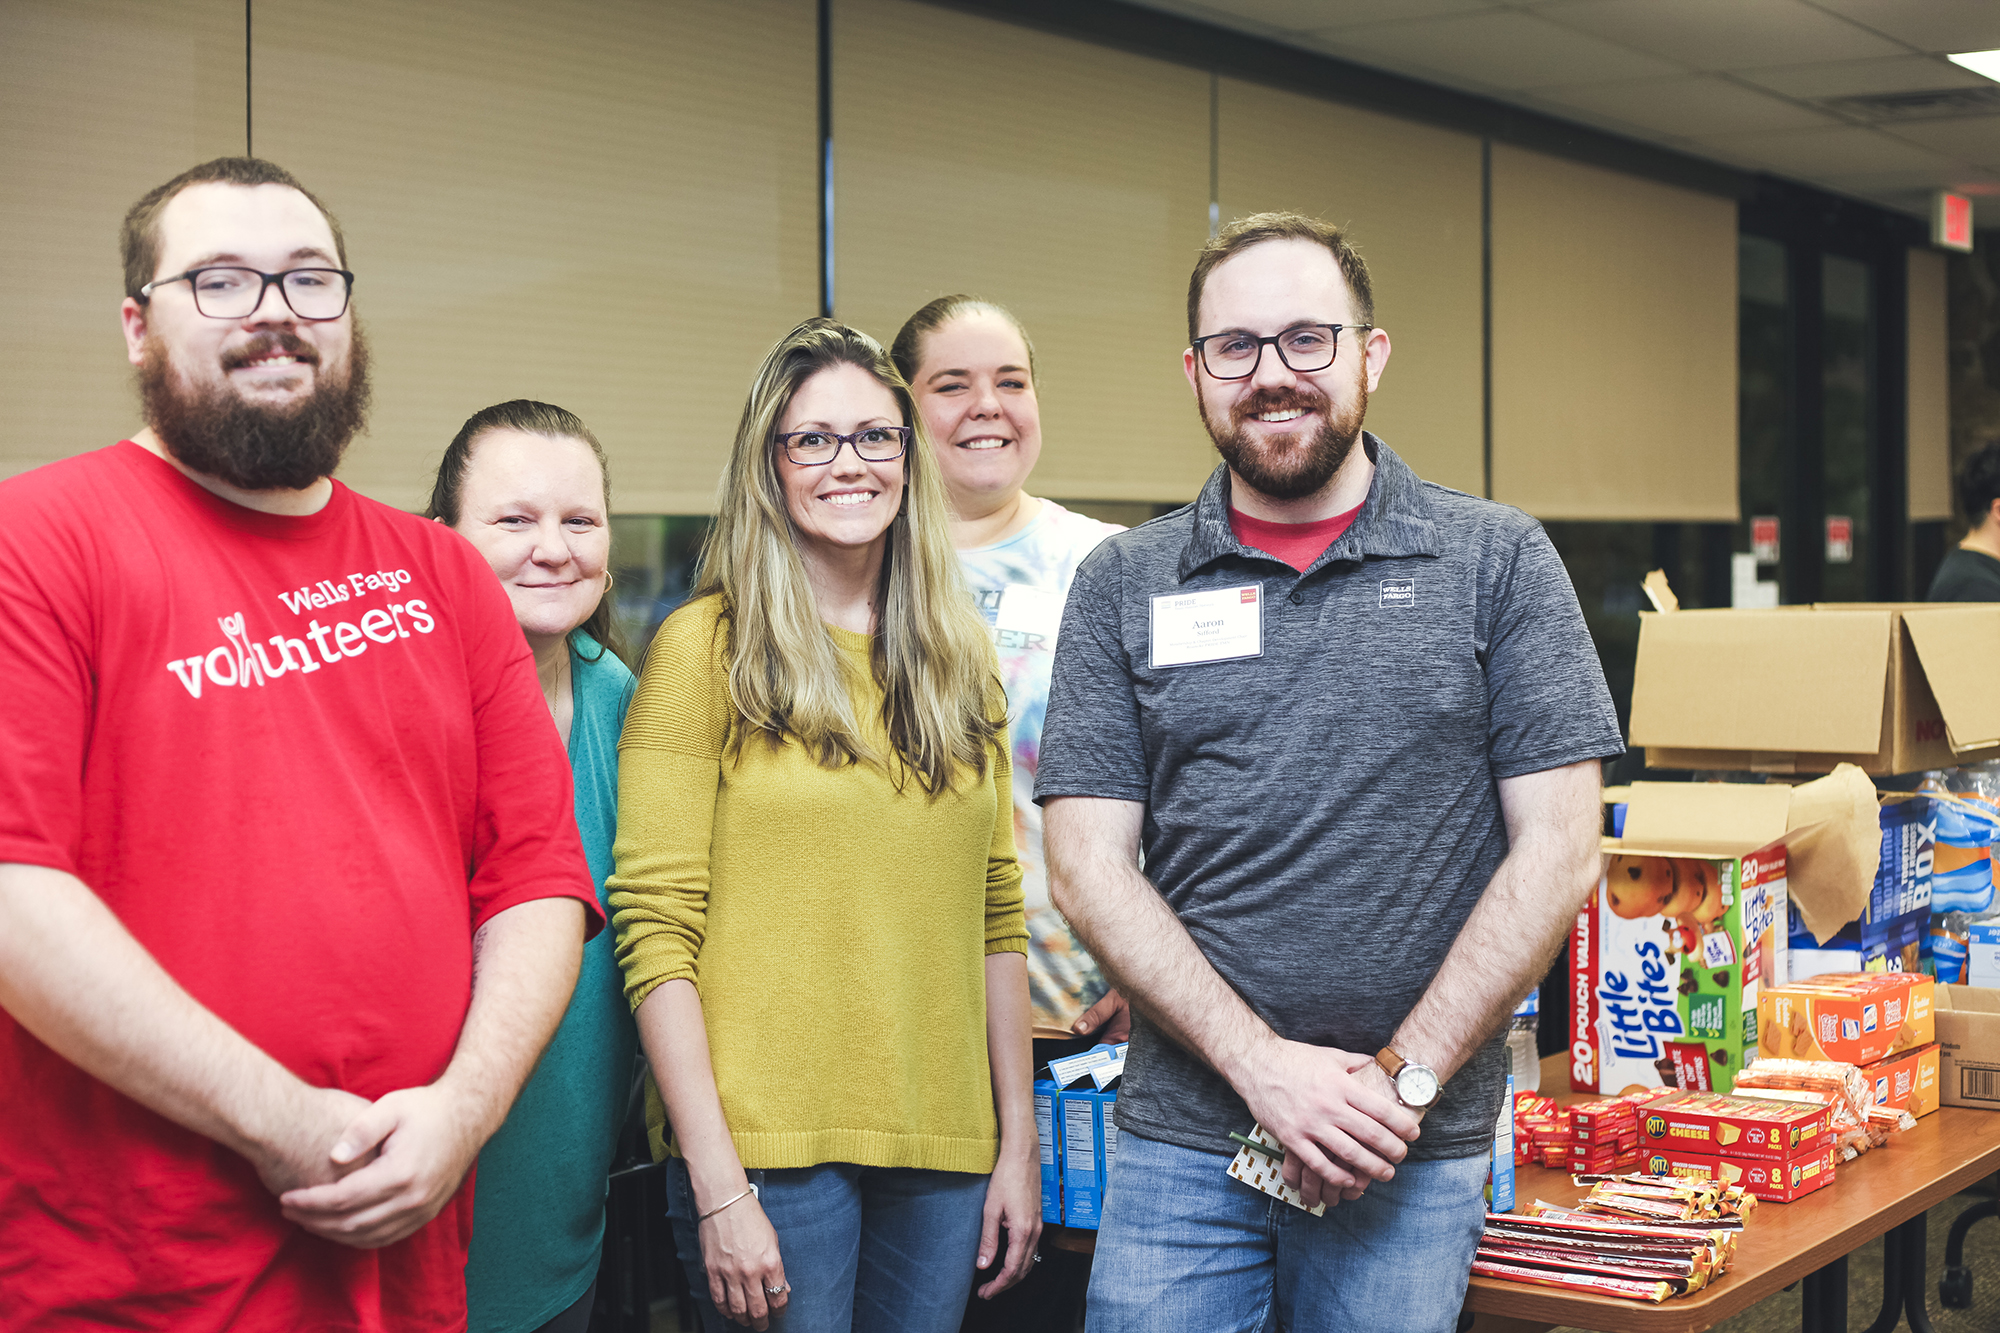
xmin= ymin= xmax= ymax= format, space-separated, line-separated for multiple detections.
xmin=1376 ymin=1047 xmax=1407 ymax=1079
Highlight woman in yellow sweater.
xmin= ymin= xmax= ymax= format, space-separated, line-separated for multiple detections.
xmin=610 ymin=318 xmax=1039 ymax=1333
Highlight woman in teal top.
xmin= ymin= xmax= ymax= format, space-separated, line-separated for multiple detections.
xmin=429 ymin=400 xmax=638 ymax=1333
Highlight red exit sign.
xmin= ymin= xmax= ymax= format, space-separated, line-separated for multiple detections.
xmin=1935 ymin=192 xmax=1974 ymax=253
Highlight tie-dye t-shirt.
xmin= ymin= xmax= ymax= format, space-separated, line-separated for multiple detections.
xmin=960 ymin=499 xmax=1124 ymax=1034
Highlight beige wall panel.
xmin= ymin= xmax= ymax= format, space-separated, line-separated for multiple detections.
xmin=1490 ymin=144 xmax=1738 ymax=521
xmin=1216 ymin=79 xmax=1484 ymax=496
xmin=254 ymin=0 xmax=819 ymax=514
xmin=833 ymin=0 xmax=1214 ymax=505
xmin=1 ymin=0 xmax=243 ymax=479
xmin=1907 ymin=247 xmax=1952 ymax=522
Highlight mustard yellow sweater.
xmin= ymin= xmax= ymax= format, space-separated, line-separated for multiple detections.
xmin=609 ymin=595 xmax=1027 ymax=1173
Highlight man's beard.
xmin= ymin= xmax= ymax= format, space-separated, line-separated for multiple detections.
xmin=1199 ymin=377 xmax=1366 ymax=502
xmin=140 ymin=324 xmax=372 ymax=492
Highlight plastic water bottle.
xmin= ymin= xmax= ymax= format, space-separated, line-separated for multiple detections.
xmin=1506 ymin=992 xmax=1541 ymax=1093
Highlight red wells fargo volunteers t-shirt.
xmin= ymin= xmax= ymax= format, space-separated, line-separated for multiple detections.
xmin=1228 ymin=503 xmax=1364 ymax=572
xmin=0 ymin=443 xmax=603 ymax=1332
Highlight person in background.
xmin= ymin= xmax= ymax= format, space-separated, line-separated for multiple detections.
xmin=429 ymin=401 xmax=638 ymax=1333
xmin=1927 ymin=441 xmax=2000 ymax=601
xmin=891 ymin=296 xmax=1129 ymax=1326
xmin=0 ymin=158 xmax=597 ymax=1331
xmin=610 ymin=318 xmax=1040 ymax=1333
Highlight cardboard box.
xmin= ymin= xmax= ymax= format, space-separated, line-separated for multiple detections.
xmin=1640 ymin=1091 xmax=1834 ymax=1161
xmin=1859 ymin=1043 xmax=1941 ymax=1118
xmin=1571 ymin=783 xmax=1789 ymax=1095
xmin=1628 ymin=604 xmax=2000 ymax=775
xmin=1758 ymin=972 xmax=1935 ymax=1066
xmin=1033 ymin=1078 xmax=1061 ymax=1225
xmin=1639 ymin=1146 xmax=1838 ymax=1203
xmin=1936 ymin=984 xmax=2000 ymax=1109
xmin=1058 ymin=1087 xmax=1116 ymax=1228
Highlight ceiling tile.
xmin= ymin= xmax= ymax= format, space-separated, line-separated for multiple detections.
xmin=1534 ymin=73 xmax=1838 ymax=137
xmin=1694 ymin=123 xmax=1958 ymax=175
xmin=1536 ymin=0 xmax=1905 ymax=72
xmin=1882 ymin=115 xmax=2000 ymax=166
xmin=1315 ymin=10 xmax=1682 ymax=91
xmin=1804 ymin=0 xmax=2000 ymax=53
xmin=1734 ymin=54 xmax=1990 ymax=100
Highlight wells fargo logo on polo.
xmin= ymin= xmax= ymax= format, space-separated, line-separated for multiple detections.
xmin=164 ymin=566 xmax=437 ymax=699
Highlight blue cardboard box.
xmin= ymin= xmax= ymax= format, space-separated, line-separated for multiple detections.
xmin=1789 ymin=797 xmax=1933 ymax=974
xmin=1792 ymin=906 xmax=1932 ymax=979
xmin=1033 ymin=1078 xmax=1061 ymax=1226
xmin=1059 ymin=1087 xmax=1117 ymax=1228
xmin=1045 ymin=1042 xmax=1127 ymax=1228
xmin=1488 ymin=1071 xmax=1515 ymax=1214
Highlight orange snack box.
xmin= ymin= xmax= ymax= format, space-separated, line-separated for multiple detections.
xmin=1858 ymin=1043 xmax=1940 ymax=1119
xmin=1640 ymin=1091 xmax=1833 ymax=1161
xmin=1640 ymin=1146 xmax=1836 ymax=1203
xmin=1756 ymin=972 xmax=1934 ymax=1066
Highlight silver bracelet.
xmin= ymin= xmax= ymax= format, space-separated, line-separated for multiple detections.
xmin=699 ymin=1183 xmax=757 ymax=1222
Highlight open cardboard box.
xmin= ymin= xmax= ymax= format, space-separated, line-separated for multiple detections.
xmin=1628 ymin=603 xmax=2000 ymax=775
xmin=1937 ymin=985 xmax=2000 ymax=1110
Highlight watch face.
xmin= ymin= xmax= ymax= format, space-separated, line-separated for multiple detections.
xmin=1397 ymin=1064 xmax=1440 ymax=1107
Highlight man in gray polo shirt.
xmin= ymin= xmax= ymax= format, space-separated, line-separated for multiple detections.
xmin=1038 ymin=212 xmax=1621 ymax=1332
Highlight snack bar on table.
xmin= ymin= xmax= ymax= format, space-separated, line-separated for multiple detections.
xmin=1567 ymin=1171 xmax=1755 ymax=1223
xmin=1475 ymin=1190 xmax=1742 ymax=1304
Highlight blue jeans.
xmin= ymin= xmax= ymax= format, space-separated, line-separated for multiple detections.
xmin=665 ymin=1158 xmax=988 ymax=1333
xmin=1085 ymin=1129 xmax=1488 ymax=1333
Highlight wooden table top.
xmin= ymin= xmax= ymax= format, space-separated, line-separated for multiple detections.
xmin=1464 ymin=1054 xmax=2000 ymax=1333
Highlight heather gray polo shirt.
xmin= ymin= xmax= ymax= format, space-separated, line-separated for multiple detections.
xmin=1036 ymin=437 xmax=1622 ymax=1160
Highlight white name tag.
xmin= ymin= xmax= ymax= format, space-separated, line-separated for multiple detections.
xmin=1150 ymin=584 xmax=1263 ymax=668
xmin=994 ymin=584 xmax=1066 ymax=642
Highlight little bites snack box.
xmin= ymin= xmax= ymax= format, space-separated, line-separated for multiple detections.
xmin=1572 ymin=784 xmax=1790 ymax=1096
xmin=1757 ymin=972 xmax=1935 ymax=1066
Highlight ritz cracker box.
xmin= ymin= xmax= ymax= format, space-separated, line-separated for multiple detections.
xmin=1572 ymin=783 xmax=1790 ymax=1097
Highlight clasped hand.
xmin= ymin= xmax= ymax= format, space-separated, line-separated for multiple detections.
xmin=265 ymin=1083 xmax=486 ymax=1250
xmin=1239 ymin=1040 xmax=1422 ymax=1210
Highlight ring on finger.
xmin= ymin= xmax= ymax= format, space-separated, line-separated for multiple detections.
xmin=764 ymin=1283 xmax=790 ymax=1296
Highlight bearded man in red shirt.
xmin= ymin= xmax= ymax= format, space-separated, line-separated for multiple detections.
xmin=0 ymin=157 xmax=601 ymax=1332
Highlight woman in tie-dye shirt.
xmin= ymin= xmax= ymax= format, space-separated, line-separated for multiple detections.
xmin=892 ymin=297 xmax=1130 ymax=1044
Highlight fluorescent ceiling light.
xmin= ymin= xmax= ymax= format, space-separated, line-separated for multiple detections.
xmin=1947 ymin=50 xmax=2000 ymax=82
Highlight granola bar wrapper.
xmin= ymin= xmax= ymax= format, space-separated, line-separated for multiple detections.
xmin=1471 ymin=1258 xmax=1673 ymax=1303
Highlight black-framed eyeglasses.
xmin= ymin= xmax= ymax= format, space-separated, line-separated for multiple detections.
xmin=137 ymin=267 xmax=356 ymax=321
xmin=1191 ymin=323 xmax=1371 ymax=380
xmin=776 ymin=426 xmax=912 ymax=466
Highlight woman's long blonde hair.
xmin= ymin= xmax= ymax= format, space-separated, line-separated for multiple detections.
xmin=693 ymin=317 xmax=1001 ymax=795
